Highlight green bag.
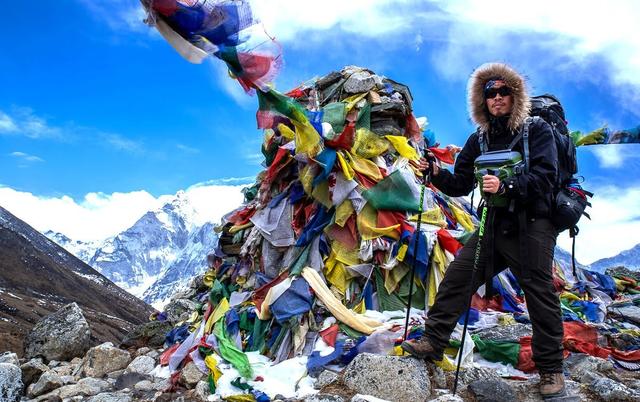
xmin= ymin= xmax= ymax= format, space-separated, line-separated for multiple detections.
xmin=474 ymin=150 xmax=524 ymax=207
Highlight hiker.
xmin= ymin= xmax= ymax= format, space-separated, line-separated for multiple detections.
xmin=402 ymin=63 xmax=566 ymax=398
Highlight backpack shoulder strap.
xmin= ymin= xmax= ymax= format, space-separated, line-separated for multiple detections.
xmin=511 ymin=116 xmax=539 ymax=174
xmin=477 ymin=128 xmax=488 ymax=154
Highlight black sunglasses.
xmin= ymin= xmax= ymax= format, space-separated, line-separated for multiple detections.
xmin=485 ymin=86 xmax=512 ymax=99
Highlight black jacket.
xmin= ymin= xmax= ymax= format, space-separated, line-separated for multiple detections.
xmin=432 ymin=118 xmax=558 ymax=218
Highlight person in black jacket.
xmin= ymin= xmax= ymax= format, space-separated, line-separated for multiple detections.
xmin=401 ymin=63 xmax=566 ymax=398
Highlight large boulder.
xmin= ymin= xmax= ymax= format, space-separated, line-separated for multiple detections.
xmin=590 ymin=376 xmax=640 ymax=401
xmin=343 ymin=354 xmax=430 ymax=402
xmin=24 ymin=302 xmax=91 ymax=362
xmin=78 ymin=343 xmax=131 ymax=378
xmin=0 ymin=363 xmax=23 ymax=402
xmin=57 ymin=377 xmax=112 ymax=399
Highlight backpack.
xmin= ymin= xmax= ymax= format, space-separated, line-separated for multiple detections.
xmin=528 ymin=94 xmax=593 ymax=275
xmin=528 ymin=94 xmax=592 ymax=231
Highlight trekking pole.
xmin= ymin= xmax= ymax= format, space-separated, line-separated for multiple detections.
xmin=403 ymin=155 xmax=433 ymax=341
xmin=452 ymin=182 xmax=490 ymax=395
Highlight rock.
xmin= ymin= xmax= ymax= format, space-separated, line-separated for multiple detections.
xmin=351 ymin=394 xmax=391 ymax=402
xmin=564 ymin=353 xmax=613 ymax=383
xmin=163 ymin=299 xmax=198 ymax=324
xmin=60 ymin=375 xmax=76 ymax=385
xmin=427 ymin=395 xmax=464 ymax=402
xmin=315 ymin=370 xmax=339 ymax=389
xmin=193 ymin=380 xmax=210 ymax=401
xmin=24 ymin=302 xmax=91 ymax=362
xmin=427 ymin=365 xmax=448 ymax=389
xmin=342 ymin=354 xmax=430 ymax=402
xmin=180 ymin=361 xmax=206 ymax=388
xmin=344 ymin=71 xmax=376 ymax=94
xmin=467 ymin=379 xmax=516 ymax=402
xmin=454 ymin=366 xmax=501 ymax=387
xmin=609 ymin=305 xmax=640 ymax=325
xmin=119 ymin=320 xmax=173 ymax=349
xmin=57 ymin=377 xmax=111 ymax=399
xmin=21 ymin=358 xmax=49 ymax=386
xmin=107 ymin=369 xmax=126 ymax=380
xmin=85 ymin=392 xmax=133 ymax=402
xmin=305 ymin=394 xmax=345 ymax=402
xmin=114 ymin=372 xmax=149 ymax=390
xmin=146 ymin=349 xmax=160 ymax=359
xmin=508 ymin=377 xmax=585 ymax=402
xmin=473 ymin=323 xmax=533 ymax=342
xmin=125 ymin=355 xmax=155 ymax=375
xmin=605 ymin=266 xmax=640 ymax=282
xmin=133 ymin=379 xmax=155 ymax=391
xmin=0 ymin=363 xmax=23 ymax=402
xmin=28 ymin=370 xmax=64 ymax=397
xmin=590 ymin=376 xmax=640 ymax=401
xmin=52 ymin=363 xmax=75 ymax=377
xmin=0 ymin=352 xmax=20 ymax=366
xmin=79 ymin=343 xmax=131 ymax=378
xmin=135 ymin=347 xmax=150 ymax=357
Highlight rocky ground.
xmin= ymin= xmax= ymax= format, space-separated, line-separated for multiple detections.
xmin=1 ymin=301 xmax=639 ymax=402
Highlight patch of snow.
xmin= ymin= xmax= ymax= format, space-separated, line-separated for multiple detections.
xmin=6 ymin=293 xmax=23 ymax=300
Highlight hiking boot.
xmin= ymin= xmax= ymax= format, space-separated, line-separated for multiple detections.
xmin=539 ymin=372 xmax=566 ymax=398
xmin=400 ymin=336 xmax=441 ymax=361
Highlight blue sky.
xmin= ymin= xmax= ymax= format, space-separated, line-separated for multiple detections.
xmin=1 ymin=0 xmax=639 ymax=263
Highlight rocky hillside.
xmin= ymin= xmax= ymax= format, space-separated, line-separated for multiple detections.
xmin=0 ymin=206 xmax=155 ymax=356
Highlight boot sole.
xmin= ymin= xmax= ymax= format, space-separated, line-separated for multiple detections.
xmin=541 ymin=386 xmax=567 ymax=400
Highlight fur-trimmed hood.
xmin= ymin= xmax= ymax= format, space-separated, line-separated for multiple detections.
xmin=468 ymin=63 xmax=531 ymax=133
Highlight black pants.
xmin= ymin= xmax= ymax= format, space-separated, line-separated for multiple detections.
xmin=424 ymin=216 xmax=564 ymax=373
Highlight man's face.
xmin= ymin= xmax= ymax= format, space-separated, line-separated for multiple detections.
xmin=485 ymin=80 xmax=513 ymax=117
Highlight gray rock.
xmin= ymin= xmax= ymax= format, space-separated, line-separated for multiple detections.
xmin=467 ymin=379 xmax=516 ymax=402
xmin=60 ymin=375 xmax=76 ymax=385
xmin=0 ymin=363 xmax=23 ymax=402
xmin=133 ymin=379 xmax=154 ymax=391
xmin=315 ymin=370 xmax=339 ymax=389
xmin=145 ymin=350 xmax=160 ymax=359
xmin=473 ymin=323 xmax=533 ymax=342
xmin=21 ymin=358 xmax=49 ymax=386
xmin=180 ymin=361 xmax=205 ymax=389
xmin=427 ymin=365 xmax=448 ymax=390
xmin=193 ymin=380 xmax=210 ymax=401
xmin=305 ymin=394 xmax=345 ymax=402
xmin=57 ymin=377 xmax=111 ymax=399
xmin=119 ymin=320 xmax=173 ymax=349
xmin=508 ymin=377 xmax=585 ymax=402
xmin=78 ymin=343 xmax=131 ymax=378
xmin=28 ymin=370 xmax=64 ymax=397
xmin=564 ymin=353 xmax=613 ymax=383
xmin=125 ymin=355 xmax=155 ymax=375
xmin=343 ymin=354 xmax=430 ymax=402
xmin=24 ymin=303 xmax=91 ymax=362
xmin=52 ymin=363 xmax=75 ymax=377
xmin=455 ymin=366 xmax=501 ymax=387
xmin=0 ymin=352 xmax=19 ymax=366
xmin=85 ymin=392 xmax=133 ymax=402
xmin=107 ymin=369 xmax=125 ymax=380
xmin=427 ymin=395 xmax=464 ymax=402
xmin=163 ymin=299 xmax=197 ymax=324
xmin=134 ymin=347 xmax=150 ymax=357
xmin=351 ymin=395 xmax=391 ymax=402
xmin=344 ymin=72 xmax=375 ymax=94
xmin=590 ymin=376 xmax=640 ymax=401
xmin=114 ymin=372 xmax=149 ymax=390
xmin=609 ymin=305 xmax=640 ymax=325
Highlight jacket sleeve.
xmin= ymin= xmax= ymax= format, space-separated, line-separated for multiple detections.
xmin=431 ymin=132 xmax=480 ymax=197
xmin=502 ymin=119 xmax=558 ymax=200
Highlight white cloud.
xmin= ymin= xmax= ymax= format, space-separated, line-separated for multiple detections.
xmin=0 ymin=107 xmax=64 ymax=139
xmin=9 ymin=151 xmax=45 ymax=163
xmin=100 ymin=133 xmax=144 ymax=153
xmin=556 ymin=184 xmax=640 ymax=264
xmin=0 ymin=181 xmax=248 ymax=242
xmin=0 ymin=111 xmax=18 ymax=132
xmin=177 ymin=144 xmax=200 ymax=154
xmin=78 ymin=0 xmax=148 ymax=33
xmin=587 ymin=143 xmax=640 ymax=169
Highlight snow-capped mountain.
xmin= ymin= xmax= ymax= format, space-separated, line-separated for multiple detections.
xmin=142 ymin=222 xmax=218 ymax=309
xmin=43 ymin=230 xmax=100 ymax=263
xmin=45 ymin=190 xmax=219 ymax=308
xmin=590 ymin=243 xmax=640 ymax=273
